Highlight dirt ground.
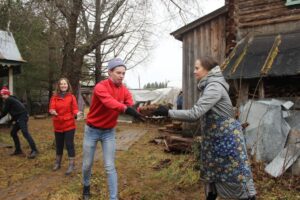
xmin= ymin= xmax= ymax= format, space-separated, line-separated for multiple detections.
xmin=0 ymin=118 xmax=299 ymax=200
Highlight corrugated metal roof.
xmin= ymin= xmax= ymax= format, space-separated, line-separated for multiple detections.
xmin=222 ymin=32 xmax=300 ymax=79
xmin=0 ymin=30 xmax=25 ymax=63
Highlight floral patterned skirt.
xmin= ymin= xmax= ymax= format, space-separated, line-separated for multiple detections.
xmin=199 ymin=112 xmax=253 ymax=184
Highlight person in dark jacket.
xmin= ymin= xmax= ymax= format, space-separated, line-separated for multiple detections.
xmin=0 ymin=86 xmax=38 ymax=159
xmin=49 ymin=78 xmax=79 ymax=175
xmin=152 ymin=56 xmax=256 ymax=200
xmin=176 ymin=91 xmax=183 ymax=110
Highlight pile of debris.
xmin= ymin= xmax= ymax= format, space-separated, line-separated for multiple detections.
xmin=239 ymin=99 xmax=300 ymax=177
xmin=150 ymin=121 xmax=194 ymax=153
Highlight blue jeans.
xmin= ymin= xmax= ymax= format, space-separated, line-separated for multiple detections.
xmin=82 ymin=125 xmax=117 ymax=200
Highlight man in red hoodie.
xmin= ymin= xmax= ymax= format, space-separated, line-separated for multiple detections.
xmin=82 ymin=58 xmax=143 ymax=200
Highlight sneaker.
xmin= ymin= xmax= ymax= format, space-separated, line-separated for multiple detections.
xmin=83 ymin=185 xmax=90 ymax=200
xmin=27 ymin=150 xmax=38 ymax=159
xmin=10 ymin=150 xmax=23 ymax=156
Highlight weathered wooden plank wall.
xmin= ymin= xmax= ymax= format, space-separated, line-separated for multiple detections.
xmin=238 ymin=0 xmax=300 ymax=28
xmin=182 ymin=15 xmax=227 ymax=108
xmin=235 ymin=0 xmax=300 ymax=37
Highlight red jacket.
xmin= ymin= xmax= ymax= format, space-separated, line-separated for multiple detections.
xmin=49 ymin=93 xmax=79 ymax=132
xmin=87 ymin=78 xmax=134 ymax=129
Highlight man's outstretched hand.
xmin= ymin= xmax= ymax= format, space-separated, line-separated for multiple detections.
xmin=152 ymin=105 xmax=169 ymax=117
xmin=125 ymin=107 xmax=145 ymax=122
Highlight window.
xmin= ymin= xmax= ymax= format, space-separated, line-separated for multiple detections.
xmin=286 ymin=0 xmax=300 ymax=6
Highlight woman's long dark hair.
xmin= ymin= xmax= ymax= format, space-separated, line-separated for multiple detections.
xmin=198 ymin=56 xmax=219 ymax=71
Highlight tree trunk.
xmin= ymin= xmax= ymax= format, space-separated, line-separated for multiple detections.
xmin=61 ymin=51 xmax=84 ymax=96
xmin=95 ymin=46 xmax=102 ymax=83
xmin=25 ymin=89 xmax=32 ymax=115
xmin=48 ymin=21 xmax=56 ymax=101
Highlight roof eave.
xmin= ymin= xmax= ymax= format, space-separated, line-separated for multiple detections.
xmin=170 ymin=5 xmax=228 ymax=41
xmin=0 ymin=59 xmax=27 ymax=65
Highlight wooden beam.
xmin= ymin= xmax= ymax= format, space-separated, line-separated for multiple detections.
xmin=258 ymin=80 xmax=265 ymax=99
xmin=8 ymin=65 xmax=13 ymax=94
xmin=239 ymin=13 xmax=300 ymax=28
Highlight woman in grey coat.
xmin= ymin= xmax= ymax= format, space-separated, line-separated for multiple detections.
xmin=152 ymin=56 xmax=256 ymax=200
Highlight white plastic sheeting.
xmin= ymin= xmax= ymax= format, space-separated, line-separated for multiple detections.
xmin=130 ymin=87 xmax=181 ymax=107
xmin=265 ymin=144 xmax=300 ymax=177
xmin=0 ymin=115 xmax=10 ymax=124
xmin=239 ymin=99 xmax=291 ymax=162
xmin=240 ymin=99 xmax=300 ymax=177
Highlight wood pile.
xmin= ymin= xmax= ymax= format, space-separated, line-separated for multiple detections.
xmin=151 ymin=121 xmax=194 ymax=153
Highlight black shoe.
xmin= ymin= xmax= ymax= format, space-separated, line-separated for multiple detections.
xmin=83 ymin=185 xmax=90 ymax=200
xmin=10 ymin=150 xmax=23 ymax=156
xmin=28 ymin=150 xmax=38 ymax=159
xmin=240 ymin=196 xmax=256 ymax=200
xmin=206 ymin=192 xmax=217 ymax=200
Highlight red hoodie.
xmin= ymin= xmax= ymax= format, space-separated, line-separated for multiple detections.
xmin=49 ymin=93 xmax=79 ymax=132
xmin=87 ymin=79 xmax=134 ymax=129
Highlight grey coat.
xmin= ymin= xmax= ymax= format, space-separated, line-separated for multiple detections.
xmin=169 ymin=66 xmax=234 ymax=120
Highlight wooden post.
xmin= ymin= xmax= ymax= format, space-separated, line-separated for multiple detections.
xmin=8 ymin=65 xmax=13 ymax=94
xmin=258 ymin=80 xmax=265 ymax=99
xmin=237 ymin=81 xmax=249 ymax=106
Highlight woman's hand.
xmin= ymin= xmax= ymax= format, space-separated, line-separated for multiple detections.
xmin=76 ymin=111 xmax=83 ymax=120
xmin=49 ymin=109 xmax=58 ymax=116
xmin=152 ymin=105 xmax=169 ymax=117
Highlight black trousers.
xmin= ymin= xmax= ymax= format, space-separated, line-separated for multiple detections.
xmin=55 ymin=129 xmax=75 ymax=157
xmin=11 ymin=114 xmax=37 ymax=152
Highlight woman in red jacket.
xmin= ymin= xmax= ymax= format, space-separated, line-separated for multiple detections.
xmin=49 ymin=78 xmax=79 ymax=175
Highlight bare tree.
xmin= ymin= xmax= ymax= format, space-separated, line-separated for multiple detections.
xmin=79 ymin=0 xmax=153 ymax=83
xmin=42 ymin=0 xmax=127 ymax=94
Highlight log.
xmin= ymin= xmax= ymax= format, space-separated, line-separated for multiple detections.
xmin=164 ymin=135 xmax=194 ymax=153
xmin=172 ymin=121 xmax=182 ymax=129
xmin=240 ymin=15 xmax=300 ymax=28
xmin=165 ymin=124 xmax=174 ymax=130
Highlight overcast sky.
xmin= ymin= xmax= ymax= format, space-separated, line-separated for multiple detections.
xmin=124 ymin=0 xmax=225 ymax=89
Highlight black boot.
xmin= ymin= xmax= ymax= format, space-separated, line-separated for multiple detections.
xmin=206 ymin=192 xmax=217 ymax=200
xmin=52 ymin=155 xmax=62 ymax=171
xmin=10 ymin=149 xmax=23 ymax=156
xmin=240 ymin=196 xmax=256 ymax=200
xmin=65 ymin=157 xmax=75 ymax=175
xmin=27 ymin=150 xmax=38 ymax=159
xmin=83 ymin=185 xmax=90 ymax=200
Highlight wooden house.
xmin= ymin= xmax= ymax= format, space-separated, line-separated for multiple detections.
xmin=171 ymin=0 xmax=300 ymax=108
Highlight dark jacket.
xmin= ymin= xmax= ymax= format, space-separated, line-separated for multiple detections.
xmin=0 ymin=96 xmax=27 ymax=120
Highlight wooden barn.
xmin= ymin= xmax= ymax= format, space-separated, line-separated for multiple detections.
xmin=171 ymin=0 xmax=300 ymax=108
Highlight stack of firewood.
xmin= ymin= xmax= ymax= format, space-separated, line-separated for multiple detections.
xmin=154 ymin=121 xmax=194 ymax=153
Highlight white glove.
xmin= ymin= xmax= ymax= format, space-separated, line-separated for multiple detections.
xmin=76 ymin=111 xmax=83 ymax=120
xmin=49 ymin=109 xmax=58 ymax=116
